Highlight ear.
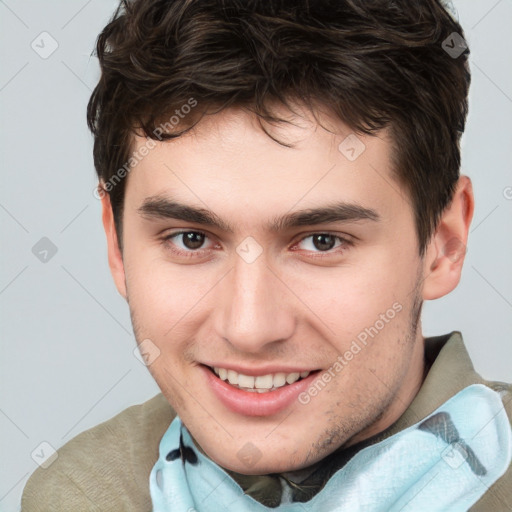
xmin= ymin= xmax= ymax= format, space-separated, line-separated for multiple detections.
xmin=100 ymin=185 xmax=127 ymax=300
xmin=422 ymin=175 xmax=474 ymax=300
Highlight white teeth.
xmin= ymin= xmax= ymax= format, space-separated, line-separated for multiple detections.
xmin=237 ymin=374 xmax=255 ymax=389
xmin=254 ymin=374 xmax=273 ymax=389
xmin=273 ymin=373 xmax=286 ymax=387
xmin=212 ymin=367 xmax=311 ymax=390
xmin=227 ymin=369 xmax=239 ymax=385
xmin=286 ymin=372 xmax=300 ymax=385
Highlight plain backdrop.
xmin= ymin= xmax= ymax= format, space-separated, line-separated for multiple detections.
xmin=1 ymin=0 xmax=511 ymax=510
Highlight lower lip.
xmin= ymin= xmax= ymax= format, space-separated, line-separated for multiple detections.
xmin=200 ymin=365 xmax=320 ymax=417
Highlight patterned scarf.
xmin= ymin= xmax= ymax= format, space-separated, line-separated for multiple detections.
xmin=150 ymin=384 xmax=511 ymax=511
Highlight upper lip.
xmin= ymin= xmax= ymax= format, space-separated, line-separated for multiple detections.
xmin=202 ymin=363 xmax=320 ymax=377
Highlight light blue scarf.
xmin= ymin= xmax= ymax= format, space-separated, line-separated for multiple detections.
xmin=150 ymin=384 xmax=511 ymax=511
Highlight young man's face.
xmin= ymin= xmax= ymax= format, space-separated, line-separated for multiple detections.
xmin=105 ymin=105 xmax=437 ymax=474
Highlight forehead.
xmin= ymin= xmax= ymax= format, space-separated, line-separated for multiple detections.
xmin=124 ymin=106 xmax=411 ymax=229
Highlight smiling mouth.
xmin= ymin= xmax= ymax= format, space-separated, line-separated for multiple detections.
xmin=206 ymin=365 xmax=321 ymax=393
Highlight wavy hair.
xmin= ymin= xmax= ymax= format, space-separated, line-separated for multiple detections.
xmin=87 ymin=0 xmax=470 ymax=254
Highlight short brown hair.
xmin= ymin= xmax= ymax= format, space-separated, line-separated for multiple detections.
xmin=87 ymin=0 xmax=470 ymax=254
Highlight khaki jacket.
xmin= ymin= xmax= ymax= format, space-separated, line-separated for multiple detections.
xmin=21 ymin=332 xmax=512 ymax=511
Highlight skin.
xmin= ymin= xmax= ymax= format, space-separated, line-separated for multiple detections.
xmin=101 ymin=103 xmax=474 ymax=476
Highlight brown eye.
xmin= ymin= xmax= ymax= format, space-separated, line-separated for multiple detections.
xmin=293 ymin=233 xmax=354 ymax=258
xmin=181 ymin=232 xmax=206 ymax=250
xmin=162 ymin=230 xmax=213 ymax=257
xmin=311 ymin=234 xmax=337 ymax=251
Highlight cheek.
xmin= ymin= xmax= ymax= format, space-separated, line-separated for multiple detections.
xmin=123 ymin=247 xmax=217 ymax=340
xmin=123 ymin=219 xmax=419 ymax=346
xmin=123 ymin=249 xmax=176 ymax=331
xmin=287 ymin=249 xmax=416 ymax=341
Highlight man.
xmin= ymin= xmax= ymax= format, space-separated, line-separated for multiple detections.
xmin=22 ymin=0 xmax=511 ymax=510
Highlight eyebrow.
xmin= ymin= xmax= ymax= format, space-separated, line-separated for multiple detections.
xmin=137 ymin=195 xmax=380 ymax=233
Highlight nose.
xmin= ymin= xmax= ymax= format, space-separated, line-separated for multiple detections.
xmin=214 ymin=252 xmax=295 ymax=354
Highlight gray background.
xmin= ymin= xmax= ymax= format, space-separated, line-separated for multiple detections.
xmin=1 ymin=0 xmax=511 ymax=510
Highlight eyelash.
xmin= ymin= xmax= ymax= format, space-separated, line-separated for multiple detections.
xmin=161 ymin=230 xmax=354 ymax=259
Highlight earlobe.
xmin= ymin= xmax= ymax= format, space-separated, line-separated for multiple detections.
xmin=100 ymin=186 xmax=127 ymax=299
xmin=422 ymin=176 xmax=474 ymax=301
